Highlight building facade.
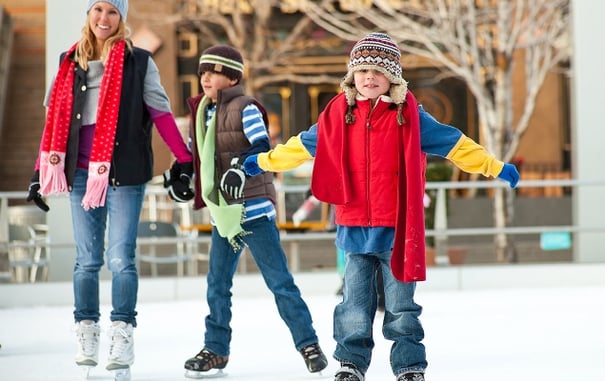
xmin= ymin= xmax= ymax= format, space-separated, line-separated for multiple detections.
xmin=0 ymin=0 xmax=570 ymax=194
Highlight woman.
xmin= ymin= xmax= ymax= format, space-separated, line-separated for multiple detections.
xmin=26 ymin=1 xmax=192 ymax=380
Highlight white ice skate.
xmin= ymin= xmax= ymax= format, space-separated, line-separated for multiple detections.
xmin=108 ymin=366 xmax=131 ymax=381
xmin=74 ymin=321 xmax=100 ymax=379
xmin=106 ymin=321 xmax=134 ymax=381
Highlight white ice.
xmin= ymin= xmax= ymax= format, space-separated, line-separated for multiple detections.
xmin=1 ymin=267 xmax=604 ymax=381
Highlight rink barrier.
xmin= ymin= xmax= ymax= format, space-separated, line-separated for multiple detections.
xmin=1 ymin=262 xmax=605 ymax=308
xmin=2 ymin=177 xmax=605 ymax=282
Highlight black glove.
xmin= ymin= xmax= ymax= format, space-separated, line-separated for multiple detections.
xmin=26 ymin=171 xmax=50 ymax=212
xmin=220 ymin=158 xmax=246 ymax=199
xmin=163 ymin=161 xmax=194 ymax=203
xmin=179 ymin=161 xmax=194 ymax=179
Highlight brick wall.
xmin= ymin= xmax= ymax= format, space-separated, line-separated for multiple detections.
xmin=0 ymin=0 xmax=46 ymax=194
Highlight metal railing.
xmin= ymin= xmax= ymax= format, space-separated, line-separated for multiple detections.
xmin=0 ymin=179 xmax=601 ymax=246
xmin=1 ymin=178 xmax=604 ymax=281
xmin=425 ymin=178 xmax=593 ymax=236
xmin=424 ymin=178 xmax=596 ymax=260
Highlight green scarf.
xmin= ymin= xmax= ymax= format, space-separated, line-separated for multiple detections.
xmin=196 ymin=97 xmax=248 ymax=250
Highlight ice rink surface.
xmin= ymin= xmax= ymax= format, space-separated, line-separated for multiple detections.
xmin=1 ymin=270 xmax=604 ymax=380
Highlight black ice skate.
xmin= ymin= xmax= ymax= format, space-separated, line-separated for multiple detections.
xmin=300 ymin=343 xmax=328 ymax=373
xmin=184 ymin=348 xmax=229 ymax=379
xmin=335 ymin=364 xmax=365 ymax=381
xmin=396 ymin=372 xmax=425 ymax=381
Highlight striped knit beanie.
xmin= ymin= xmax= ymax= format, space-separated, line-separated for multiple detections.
xmin=341 ymin=32 xmax=408 ymax=106
xmin=87 ymin=0 xmax=129 ymax=21
xmin=198 ymin=45 xmax=244 ymax=82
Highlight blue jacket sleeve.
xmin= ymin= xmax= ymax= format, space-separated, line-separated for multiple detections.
xmin=419 ymin=105 xmax=463 ymax=157
xmin=419 ymin=105 xmax=505 ymax=178
xmin=299 ymin=123 xmax=318 ymax=157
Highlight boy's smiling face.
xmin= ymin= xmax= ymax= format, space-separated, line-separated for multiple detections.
xmin=200 ymin=71 xmax=237 ymax=102
xmin=353 ymin=69 xmax=391 ymax=101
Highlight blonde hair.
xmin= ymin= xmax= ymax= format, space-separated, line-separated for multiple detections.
xmin=75 ymin=18 xmax=132 ymax=70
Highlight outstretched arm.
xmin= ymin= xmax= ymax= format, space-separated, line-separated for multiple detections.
xmin=420 ymin=106 xmax=518 ymax=187
xmin=446 ymin=137 xmax=519 ymax=187
xmin=243 ymin=124 xmax=317 ymax=175
xmin=445 ymin=136 xmax=504 ymax=179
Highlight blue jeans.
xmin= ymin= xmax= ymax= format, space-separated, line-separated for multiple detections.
xmin=70 ymin=169 xmax=145 ymax=326
xmin=333 ymin=250 xmax=427 ymax=375
xmin=203 ymin=216 xmax=318 ymax=356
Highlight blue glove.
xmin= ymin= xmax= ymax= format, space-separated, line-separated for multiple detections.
xmin=243 ymin=154 xmax=264 ymax=176
xmin=497 ymin=163 xmax=520 ymax=188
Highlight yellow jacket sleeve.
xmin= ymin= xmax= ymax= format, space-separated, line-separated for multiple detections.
xmin=446 ymin=136 xmax=504 ymax=178
xmin=257 ymin=135 xmax=313 ymax=172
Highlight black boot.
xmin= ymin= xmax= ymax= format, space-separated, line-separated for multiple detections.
xmin=335 ymin=364 xmax=365 ymax=381
xmin=300 ymin=343 xmax=328 ymax=373
xmin=396 ymin=372 xmax=425 ymax=381
xmin=184 ymin=348 xmax=228 ymax=378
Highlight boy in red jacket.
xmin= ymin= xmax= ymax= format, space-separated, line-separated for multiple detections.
xmin=244 ymin=33 xmax=519 ymax=381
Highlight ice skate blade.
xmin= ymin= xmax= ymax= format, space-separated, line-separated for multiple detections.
xmin=78 ymin=365 xmax=94 ymax=380
xmin=112 ymin=367 xmax=131 ymax=381
xmin=184 ymin=369 xmax=227 ymax=379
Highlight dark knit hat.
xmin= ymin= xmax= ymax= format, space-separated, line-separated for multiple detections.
xmin=341 ymin=32 xmax=408 ymax=105
xmin=87 ymin=0 xmax=128 ymax=21
xmin=198 ymin=45 xmax=244 ymax=82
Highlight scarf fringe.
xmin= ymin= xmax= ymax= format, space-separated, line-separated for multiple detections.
xmin=81 ymin=162 xmax=110 ymax=211
xmin=229 ymin=200 xmax=250 ymax=251
xmin=223 ymin=206 xmax=250 ymax=252
xmin=39 ymin=151 xmax=68 ymax=195
xmin=228 ymin=230 xmax=252 ymax=252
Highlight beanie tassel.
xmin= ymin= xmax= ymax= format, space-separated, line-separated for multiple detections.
xmin=345 ymin=106 xmax=355 ymax=124
xmin=397 ymin=104 xmax=405 ymax=125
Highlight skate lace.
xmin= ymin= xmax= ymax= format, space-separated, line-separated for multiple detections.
xmin=397 ymin=373 xmax=425 ymax=381
xmin=76 ymin=323 xmax=99 ymax=355
xmin=301 ymin=343 xmax=322 ymax=359
xmin=336 ymin=365 xmax=364 ymax=381
xmin=193 ymin=349 xmax=227 ymax=370
xmin=108 ymin=325 xmax=132 ymax=360
xmin=196 ymin=349 xmax=216 ymax=361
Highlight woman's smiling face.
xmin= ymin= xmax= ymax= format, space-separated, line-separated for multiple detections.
xmin=88 ymin=1 xmax=121 ymax=43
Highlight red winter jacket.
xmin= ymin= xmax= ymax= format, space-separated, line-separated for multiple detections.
xmin=311 ymin=92 xmax=427 ymax=282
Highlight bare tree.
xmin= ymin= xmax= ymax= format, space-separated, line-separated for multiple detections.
xmin=130 ymin=0 xmax=346 ymax=96
xmin=133 ymin=0 xmax=570 ymax=261
xmin=298 ymin=0 xmax=571 ymax=261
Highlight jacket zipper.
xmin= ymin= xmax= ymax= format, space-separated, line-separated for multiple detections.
xmin=365 ymin=107 xmax=372 ymax=226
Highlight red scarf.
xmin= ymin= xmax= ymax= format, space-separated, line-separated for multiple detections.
xmin=312 ymin=92 xmax=427 ymax=282
xmin=40 ymin=41 xmax=125 ymax=210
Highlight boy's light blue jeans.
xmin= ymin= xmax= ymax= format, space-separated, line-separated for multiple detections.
xmin=70 ymin=169 xmax=145 ymax=326
xmin=334 ymin=250 xmax=427 ymax=375
xmin=203 ymin=216 xmax=319 ymax=356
